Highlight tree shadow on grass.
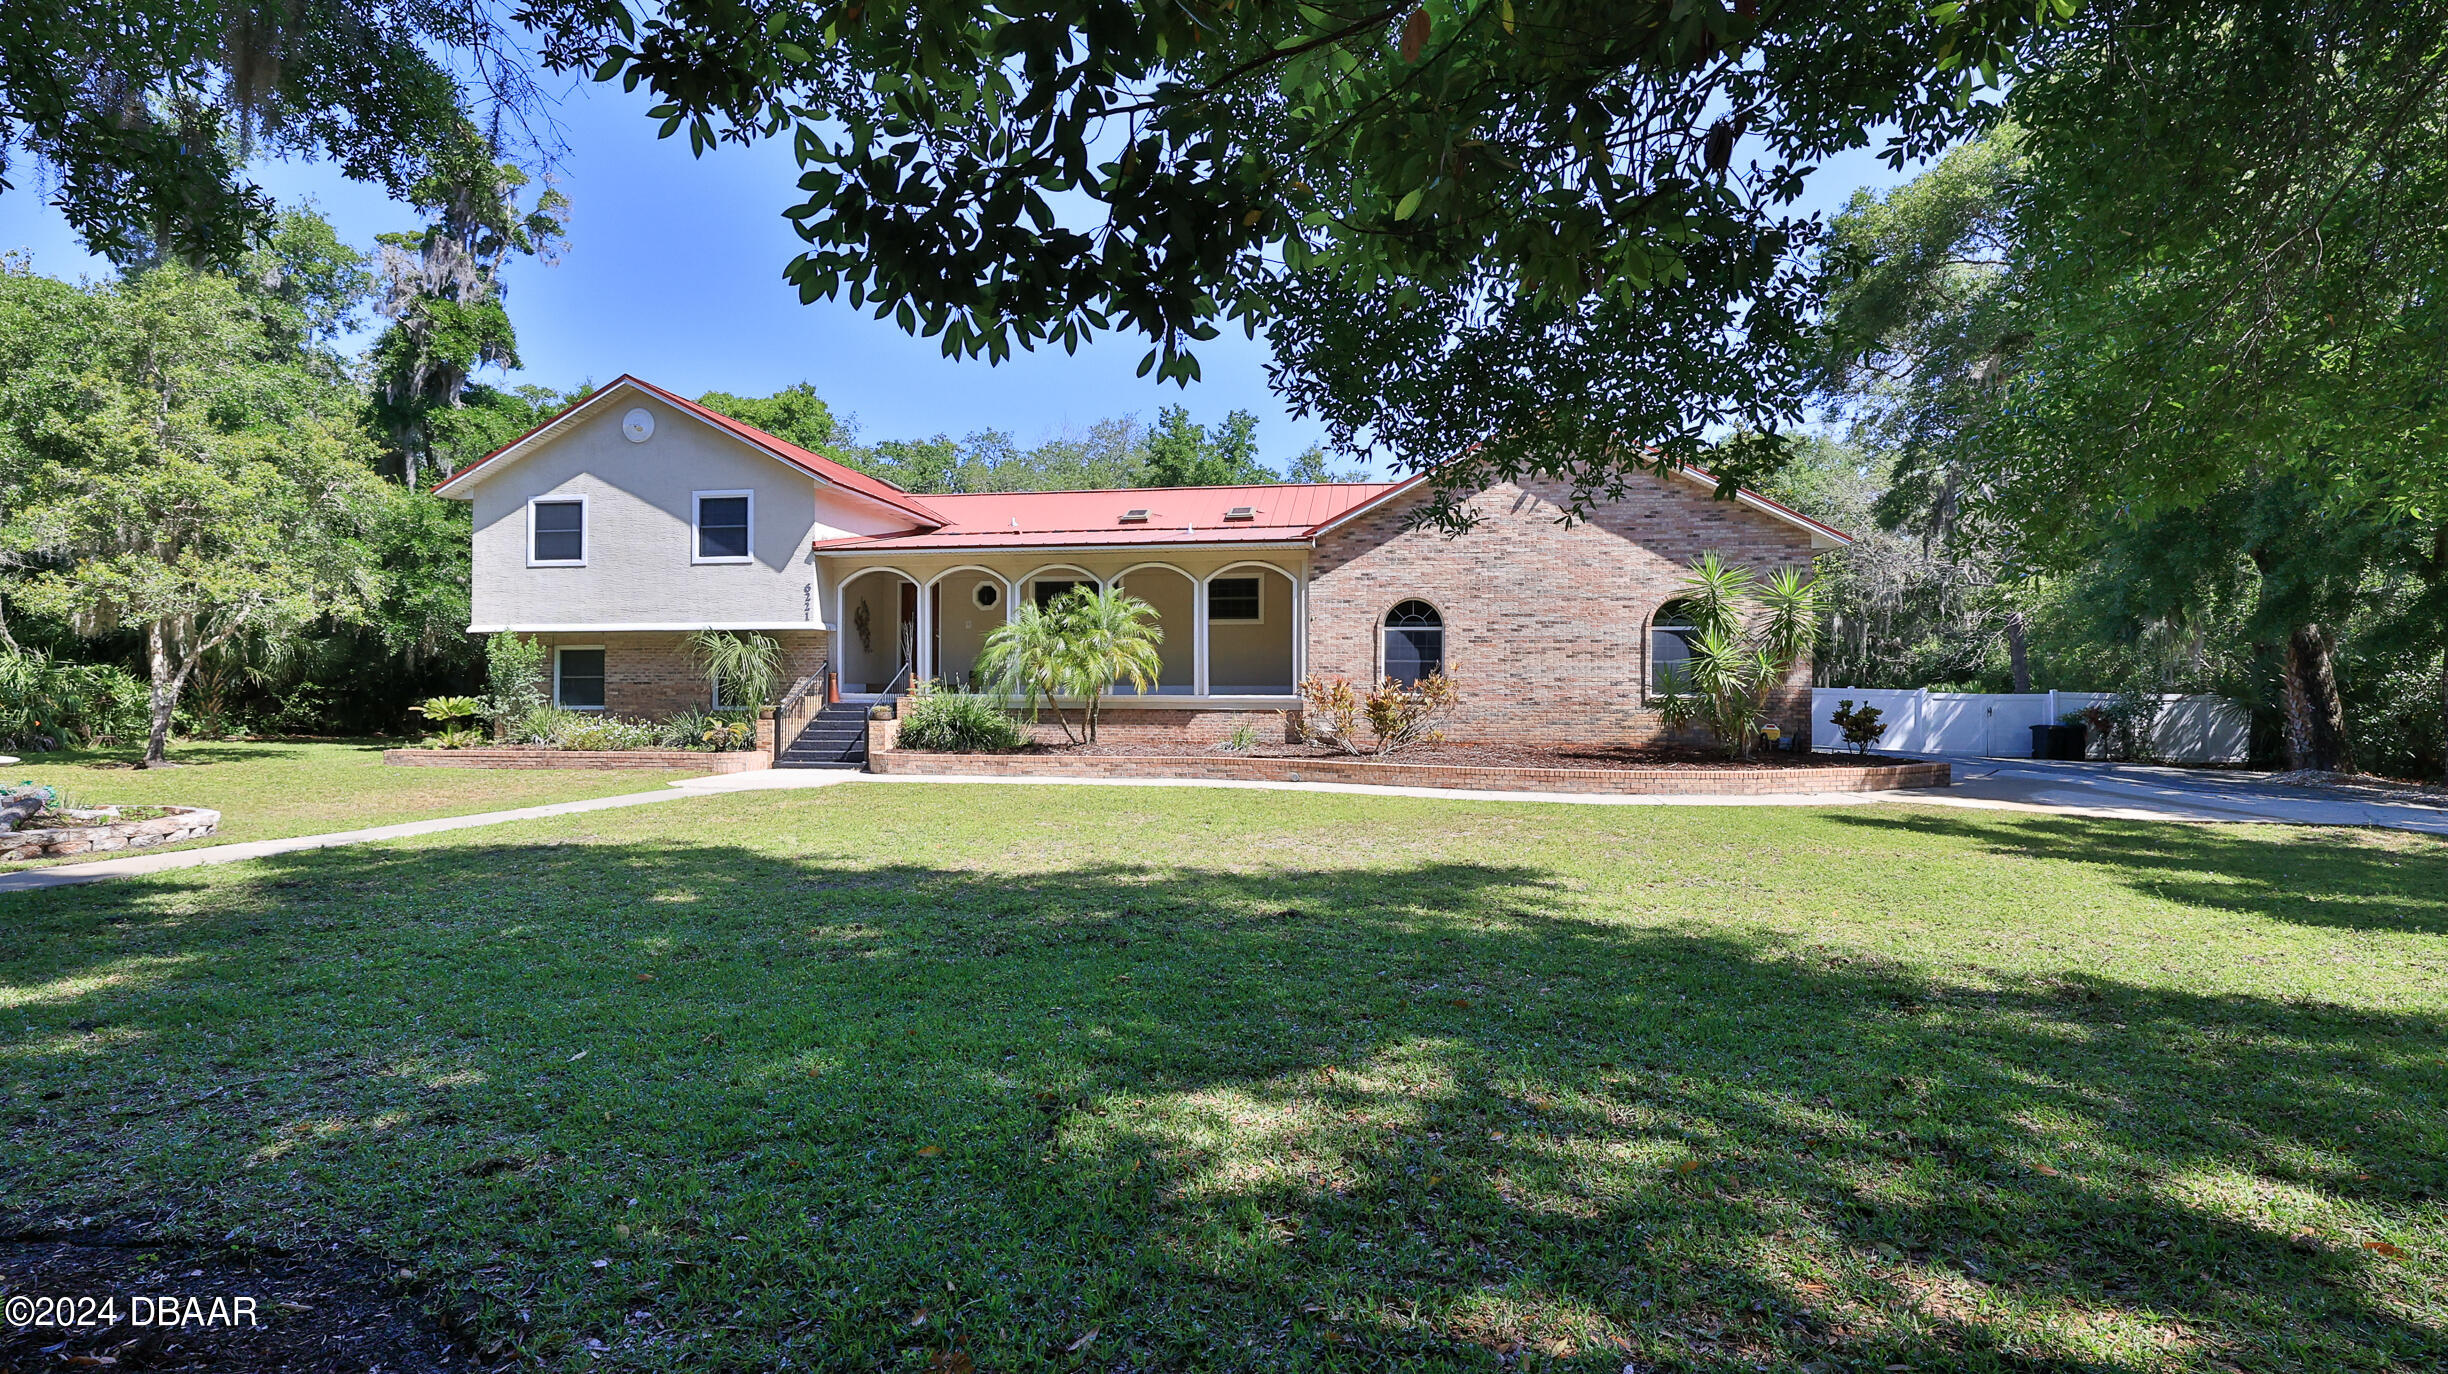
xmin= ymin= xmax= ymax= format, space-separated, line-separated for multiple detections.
xmin=1826 ymin=807 xmax=2448 ymax=935
xmin=4 ymin=836 xmax=2444 ymax=1372
xmin=8 ymin=739 xmax=370 ymax=770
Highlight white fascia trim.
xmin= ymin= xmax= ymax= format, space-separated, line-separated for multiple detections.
xmin=466 ymin=622 xmax=831 ymax=633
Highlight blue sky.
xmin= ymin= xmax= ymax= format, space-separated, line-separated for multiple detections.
xmin=0 ymin=78 xmax=1916 ymax=477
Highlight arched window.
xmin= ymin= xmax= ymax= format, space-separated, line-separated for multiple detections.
xmin=1650 ymin=599 xmax=1700 ymax=691
xmin=1383 ymin=600 xmax=1444 ymax=685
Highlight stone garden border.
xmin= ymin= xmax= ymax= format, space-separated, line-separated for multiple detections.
xmin=3 ymin=806 xmax=221 ymax=861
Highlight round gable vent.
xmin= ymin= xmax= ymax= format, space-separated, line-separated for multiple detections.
xmin=622 ymin=407 xmax=655 ymax=443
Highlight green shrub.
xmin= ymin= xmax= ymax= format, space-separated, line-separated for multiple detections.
xmin=0 ymin=649 xmax=148 ymax=750
xmin=483 ymin=633 xmax=550 ymax=726
xmin=898 ymin=686 xmax=1026 ymax=753
xmin=657 ymin=706 xmax=761 ymax=751
xmin=547 ymin=716 xmax=664 ymax=751
xmin=1828 ymin=699 xmax=1888 ymax=754
xmin=507 ymin=706 xmax=578 ymax=746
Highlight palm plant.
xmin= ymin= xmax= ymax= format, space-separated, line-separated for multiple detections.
xmin=1053 ymin=586 xmax=1164 ymax=742
xmin=687 ymin=629 xmax=783 ymax=709
xmin=975 ymin=601 xmax=1084 ymax=743
xmin=974 ymin=587 xmax=1165 ymax=744
xmin=1654 ymin=552 xmax=1824 ymax=759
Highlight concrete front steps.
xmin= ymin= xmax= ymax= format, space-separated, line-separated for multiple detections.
xmin=777 ymin=701 xmax=871 ymax=770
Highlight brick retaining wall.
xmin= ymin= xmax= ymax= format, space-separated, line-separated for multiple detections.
xmin=868 ymin=743 xmax=1948 ymax=795
xmin=382 ymin=748 xmax=767 ymax=772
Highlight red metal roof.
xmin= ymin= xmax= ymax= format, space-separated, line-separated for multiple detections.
xmin=809 ymin=483 xmax=1399 ymax=552
xmin=433 ymin=376 xmax=949 ymax=527
xmin=432 ymin=373 xmax=1849 ymax=550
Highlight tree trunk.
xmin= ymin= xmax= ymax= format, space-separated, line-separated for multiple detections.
xmin=2432 ymin=525 xmax=2447 ymax=783
xmin=2004 ymin=610 xmax=2031 ymax=693
xmin=141 ymin=620 xmax=181 ymax=767
xmin=2280 ymin=623 xmax=2353 ymax=773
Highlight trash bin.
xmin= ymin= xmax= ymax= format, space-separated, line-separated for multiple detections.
xmin=2033 ymin=723 xmax=2088 ymax=760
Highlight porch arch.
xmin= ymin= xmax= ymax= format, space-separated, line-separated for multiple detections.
xmin=925 ymin=565 xmax=1016 ymax=690
xmin=1109 ymin=562 xmax=1196 ymax=695
xmin=1202 ymin=562 xmax=1300 ymax=696
xmin=836 ymin=567 xmax=919 ymax=693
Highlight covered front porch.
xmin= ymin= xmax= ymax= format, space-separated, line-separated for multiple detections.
xmin=824 ymin=552 xmax=1306 ymax=704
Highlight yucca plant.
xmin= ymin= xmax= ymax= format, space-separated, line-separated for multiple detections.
xmin=1653 ymin=552 xmax=1823 ymax=759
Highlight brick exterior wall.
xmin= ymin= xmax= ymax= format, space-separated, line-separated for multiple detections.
xmin=1308 ymin=476 xmax=1821 ymax=744
xmin=526 ymin=630 xmax=830 ymax=718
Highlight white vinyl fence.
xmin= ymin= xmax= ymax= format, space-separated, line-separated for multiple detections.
xmin=1810 ymin=689 xmax=2249 ymax=764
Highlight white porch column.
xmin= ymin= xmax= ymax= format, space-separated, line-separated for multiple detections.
xmin=914 ymin=578 xmax=934 ymax=684
xmin=1292 ymin=572 xmax=1307 ymax=685
xmin=1192 ymin=573 xmax=1211 ymax=697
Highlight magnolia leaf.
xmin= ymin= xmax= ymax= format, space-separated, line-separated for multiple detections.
xmin=1400 ymin=8 xmax=1430 ymax=63
xmin=1395 ymin=187 xmax=1425 ymax=221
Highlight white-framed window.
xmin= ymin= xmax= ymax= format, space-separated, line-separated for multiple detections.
xmin=1207 ymin=575 xmax=1264 ymax=623
xmin=1032 ymin=578 xmax=1089 ymax=610
xmin=692 ymin=489 xmax=754 ymax=564
xmin=972 ymin=581 xmax=1002 ymax=610
xmin=1382 ymin=600 xmax=1444 ymax=685
xmin=528 ymin=496 xmax=587 ymax=566
xmin=1650 ymin=600 xmax=1699 ymax=694
xmin=554 ymin=646 xmax=607 ymax=710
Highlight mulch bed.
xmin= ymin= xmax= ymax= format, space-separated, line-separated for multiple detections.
xmin=0 ymin=1217 xmax=492 ymax=1373
xmin=1013 ymin=741 xmax=1897 ymax=771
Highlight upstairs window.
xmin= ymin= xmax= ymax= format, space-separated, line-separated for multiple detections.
xmin=694 ymin=491 xmax=752 ymax=563
xmin=1207 ymin=576 xmax=1263 ymax=623
xmin=554 ymin=648 xmax=606 ymax=710
xmin=529 ymin=498 xmax=585 ymax=565
xmin=1383 ymin=600 xmax=1444 ymax=685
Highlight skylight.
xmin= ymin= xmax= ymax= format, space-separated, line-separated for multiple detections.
xmin=1119 ymin=508 xmax=1151 ymax=523
xmin=1223 ymin=506 xmax=1258 ymax=521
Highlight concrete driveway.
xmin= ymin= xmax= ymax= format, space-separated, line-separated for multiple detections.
xmin=1922 ymin=755 xmax=2448 ymax=835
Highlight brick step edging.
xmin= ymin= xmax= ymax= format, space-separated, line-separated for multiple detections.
xmin=382 ymin=748 xmax=767 ymax=772
xmin=870 ymin=751 xmax=1950 ymax=795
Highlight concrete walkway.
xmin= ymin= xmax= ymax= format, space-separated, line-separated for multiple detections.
xmin=9 ymin=755 xmax=2442 ymax=895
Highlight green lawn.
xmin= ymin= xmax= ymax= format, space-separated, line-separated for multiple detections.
xmin=4 ymin=739 xmax=693 ymax=864
xmin=4 ymin=786 xmax=2443 ymax=1372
